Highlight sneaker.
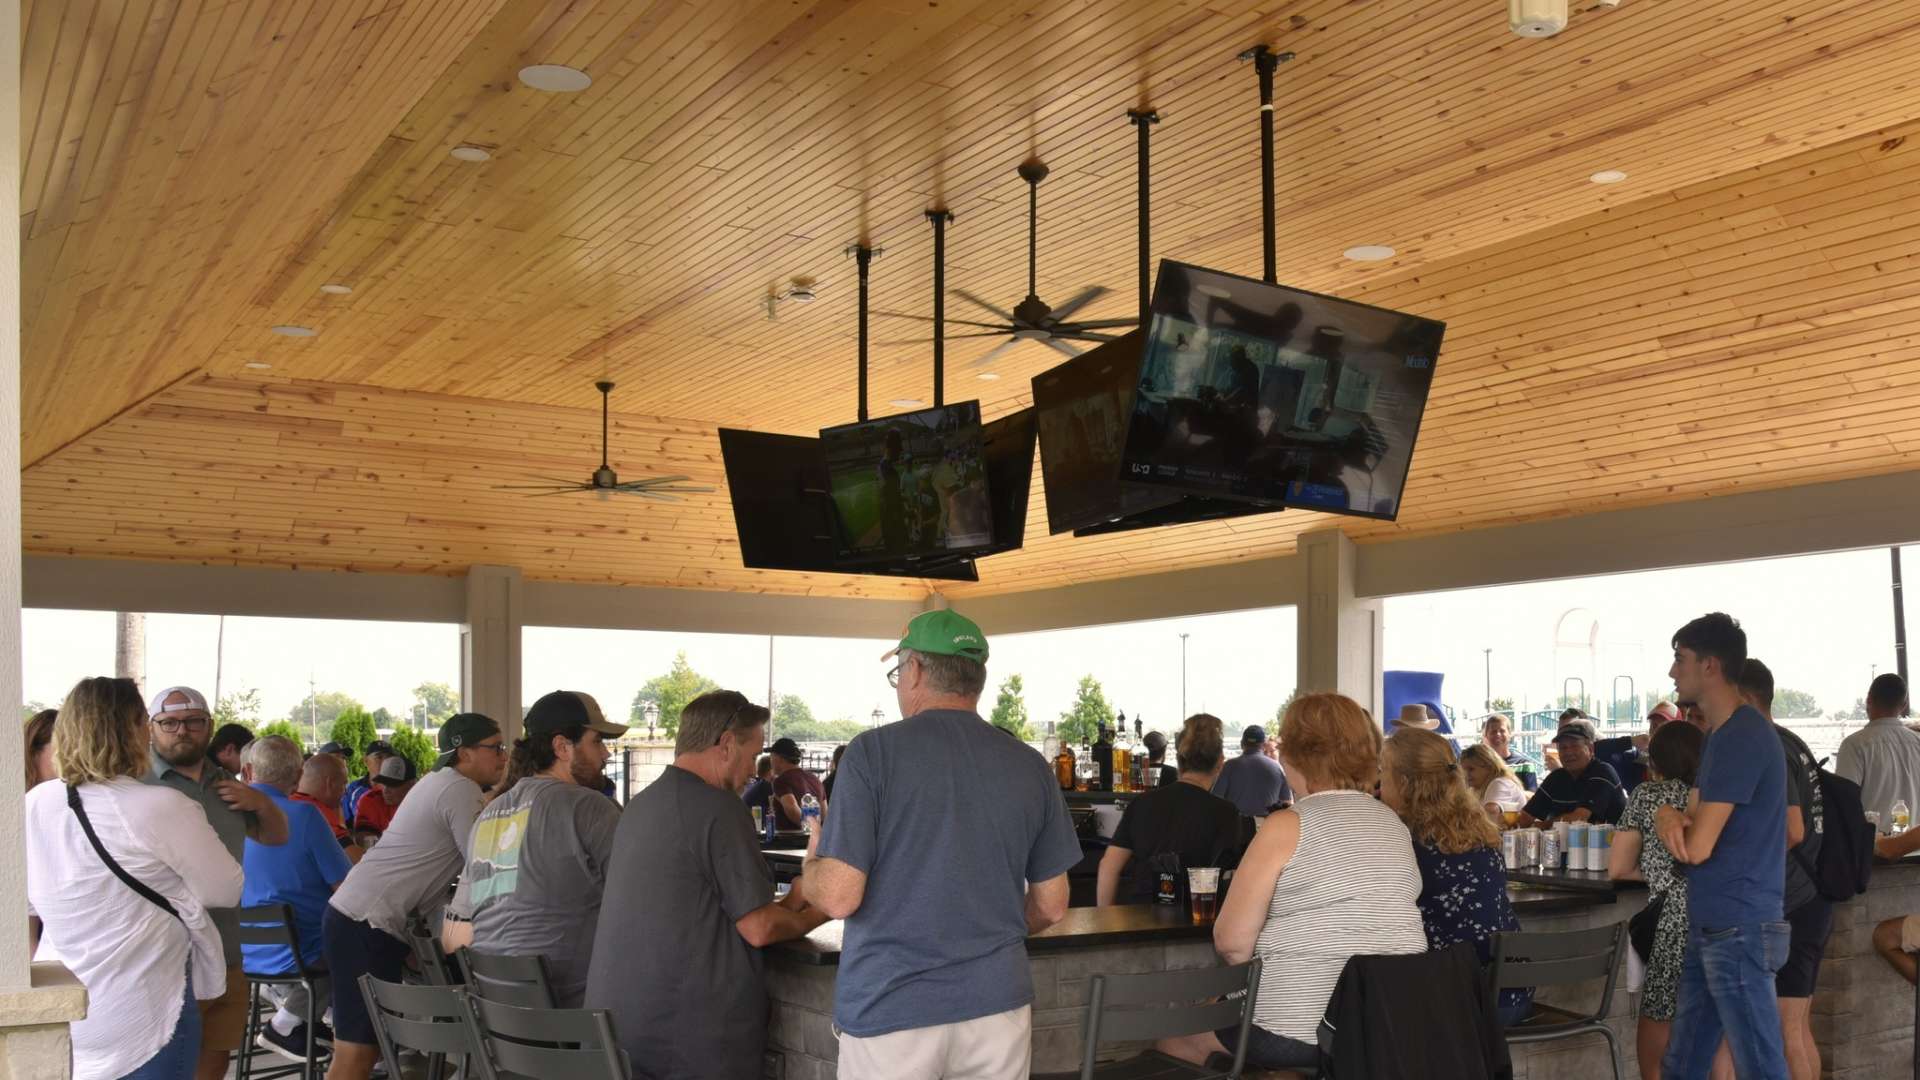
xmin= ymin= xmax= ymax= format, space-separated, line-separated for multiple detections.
xmin=255 ymin=1023 xmax=331 ymax=1064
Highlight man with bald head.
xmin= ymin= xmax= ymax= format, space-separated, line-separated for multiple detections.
xmin=242 ymin=736 xmax=354 ymax=1061
xmin=147 ymin=686 xmax=290 ymax=1080
xmin=294 ymin=752 xmax=358 ymax=855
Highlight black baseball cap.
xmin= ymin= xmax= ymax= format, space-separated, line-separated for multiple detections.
xmin=768 ymin=737 xmax=803 ymax=764
xmin=436 ymin=713 xmax=501 ymax=769
xmin=315 ymin=741 xmax=349 ymax=757
xmin=525 ymin=691 xmax=629 ymax=741
xmin=1241 ymin=725 xmax=1267 ymax=745
xmin=363 ymin=740 xmax=394 ymax=757
xmin=371 ymin=756 xmax=418 ymax=785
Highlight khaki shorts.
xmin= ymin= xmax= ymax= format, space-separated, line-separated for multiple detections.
xmin=1900 ymin=915 xmax=1920 ymax=955
xmin=197 ymin=964 xmax=250 ymax=1053
xmin=837 ymin=1005 xmax=1031 ymax=1080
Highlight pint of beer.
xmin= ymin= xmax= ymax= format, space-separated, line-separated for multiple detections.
xmin=1187 ymin=867 xmax=1221 ymax=925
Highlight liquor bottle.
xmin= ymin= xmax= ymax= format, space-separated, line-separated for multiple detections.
xmin=1042 ymin=721 xmax=1060 ymax=763
xmin=1113 ymin=714 xmax=1133 ymax=793
xmin=1092 ymin=727 xmax=1114 ymax=792
xmin=1051 ymin=725 xmax=1076 ymax=792
xmin=1896 ymin=799 xmax=1912 ymax=834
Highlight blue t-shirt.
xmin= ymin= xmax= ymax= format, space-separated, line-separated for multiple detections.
xmin=1688 ymin=705 xmax=1787 ymax=927
xmin=1210 ymin=752 xmax=1292 ymax=817
xmin=815 ymin=709 xmax=1082 ymax=1037
xmin=342 ymin=777 xmax=372 ymax=823
xmin=241 ymin=784 xmax=354 ymax=974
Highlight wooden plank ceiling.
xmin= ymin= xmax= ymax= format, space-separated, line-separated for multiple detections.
xmin=20 ymin=0 xmax=1920 ymax=600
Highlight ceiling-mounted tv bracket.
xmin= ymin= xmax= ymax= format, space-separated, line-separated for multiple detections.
xmin=843 ymin=243 xmax=883 ymax=421
xmin=926 ymin=209 xmax=954 ymax=409
xmin=1126 ymin=109 xmax=1160 ymax=329
xmin=1237 ymin=45 xmax=1296 ymax=284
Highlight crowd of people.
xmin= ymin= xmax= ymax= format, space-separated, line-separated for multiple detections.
xmin=16 ymin=605 xmax=1920 ymax=1080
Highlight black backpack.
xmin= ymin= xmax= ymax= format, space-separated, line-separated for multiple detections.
xmin=1798 ymin=761 xmax=1874 ymax=901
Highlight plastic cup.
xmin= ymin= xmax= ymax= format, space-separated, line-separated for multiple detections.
xmin=1187 ymin=867 xmax=1221 ymax=925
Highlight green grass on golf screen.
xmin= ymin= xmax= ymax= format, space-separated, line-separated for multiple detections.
xmin=831 ymin=473 xmax=882 ymax=548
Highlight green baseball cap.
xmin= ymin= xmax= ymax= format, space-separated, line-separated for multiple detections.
xmin=882 ymin=610 xmax=989 ymax=663
xmin=435 ymin=712 xmax=501 ymax=769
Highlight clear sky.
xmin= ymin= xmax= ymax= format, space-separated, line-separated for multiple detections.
xmin=20 ymin=544 xmax=1915 ymax=739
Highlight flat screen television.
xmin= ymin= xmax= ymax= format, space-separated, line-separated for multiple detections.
xmin=977 ymin=407 xmax=1038 ymax=556
xmin=1071 ymin=496 xmax=1279 ymax=537
xmin=818 ymin=402 xmax=996 ymax=566
xmin=1031 ymin=331 xmax=1182 ymax=534
xmin=717 ymin=428 xmax=980 ymax=582
xmin=1120 ymin=260 xmax=1445 ymax=520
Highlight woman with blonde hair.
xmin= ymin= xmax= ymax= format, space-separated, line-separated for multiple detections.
xmin=25 ymin=677 xmax=243 ymax=1080
xmin=1459 ymin=743 xmax=1526 ymax=821
xmin=1095 ymin=713 xmax=1250 ymax=906
xmin=1157 ymin=693 xmax=1425 ymax=1076
xmin=1381 ymin=728 xmax=1530 ymax=1025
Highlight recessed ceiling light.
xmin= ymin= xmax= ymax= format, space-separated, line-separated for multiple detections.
xmin=977 ymin=372 xmax=1001 ymax=381
xmin=450 ymin=145 xmax=491 ymax=162
xmin=518 ymin=64 xmax=592 ymax=93
xmin=1196 ymin=284 xmax=1234 ymax=299
xmin=1589 ymin=169 xmax=1629 ymax=184
xmin=887 ymin=399 xmax=925 ymax=409
xmin=319 ymin=283 xmax=353 ymax=295
xmin=244 ymin=362 xmax=272 ymax=370
xmin=1343 ymin=245 xmax=1396 ymax=261
xmin=270 ymin=325 xmax=316 ymax=338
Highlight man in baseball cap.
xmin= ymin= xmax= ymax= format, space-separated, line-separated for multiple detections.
xmin=351 ymin=756 xmax=417 ymax=834
xmin=1212 ymin=723 xmax=1292 ymax=818
xmin=342 ymin=740 xmax=393 ymax=825
xmin=144 ymin=685 xmax=289 ymax=1080
xmin=1517 ymin=717 xmax=1627 ymax=827
xmin=767 ymin=736 xmax=825 ymax=831
xmin=446 ymin=691 xmax=625 ymax=1006
xmin=808 ymin=610 xmax=1081 ymax=1078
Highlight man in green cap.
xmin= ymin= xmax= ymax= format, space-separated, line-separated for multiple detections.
xmin=322 ymin=712 xmax=506 ymax=1080
xmin=807 ymin=610 xmax=1080 ymax=1079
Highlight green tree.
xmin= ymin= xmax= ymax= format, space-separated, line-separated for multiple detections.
xmin=370 ymin=707 xmax=396 ymax=730
xmin=631 ymin=652 xmax=720 ymax=738
xmin=1831 ymin=698 xmax=1869 ymax=723
xmin=773 ymin=693 xmax=815 ymax=736
xmin=329 ymin=706 xmax=378 ymax=778
xmin=257 ymin=721 xmax=305 ymax=752
xmin=213 ymin=688 xmax=263 ymax=731
xmin=286 ymin=690 xmax=363 ymax=745
xmin=988 ymin=675 xmax=1033 ymax=740
xmin=1490 ymin=697 xmax=1516 ymax=714
xmin=21 ymin=701 xmax=47 ymax=721
xmin=1773 ymin=687 xmax=1820 ymax=718
xmin=1275 ymin=688 xmax=1305 ymax=724
xmin=1642 ymin=689 xmax=1677 ymax=714
xmin=386 ymin=726 xmax=438 ymax=776
xmin=411 ymin=682 xmax=459 ymax=727
xmin=1059 ymin=675 xmax=1115 ymax=745
xmin=772 ymin=716 xmax=869 ymax=743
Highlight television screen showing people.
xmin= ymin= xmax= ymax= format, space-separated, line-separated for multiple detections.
xmin=820 ymin=402 xmax=994 ymax=563
xmin=1031 ymin=331 xmax=1183 ymax=534
xmin=1121 ymin=261 xmax=1445 ymax=520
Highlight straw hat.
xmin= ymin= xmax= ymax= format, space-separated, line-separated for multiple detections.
xmin=1396 ymin=704 xmax=1440 ymax=731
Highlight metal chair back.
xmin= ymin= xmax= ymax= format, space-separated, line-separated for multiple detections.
xmin=1490 ymin=921 xmax=1628 ymax=1080
xmin=1078 ymin=960 xmax=1262 ymax=1080
xmin=357 ymin=974 xmax=494 ymax=1080
xmin=460 ymin=947 xmax=557 ymax=1008
xmin=465 ymin=994 xmax=629 ymax=1080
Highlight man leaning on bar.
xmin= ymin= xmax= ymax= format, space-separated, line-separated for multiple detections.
xmin=806 ymin=610 xmax=1082 ymax=1080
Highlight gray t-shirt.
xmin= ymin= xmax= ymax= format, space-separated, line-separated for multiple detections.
xmin=1212 ymin=751 xmax=1293 ymax=818
xmin=814 ymin=709 xmax=1082 ymax=1037
xmin=146 ymin=750 xmax=260 ymax=965
xmin=329 ymin=767 xmax=483 ymax=939
xmin=455 ymin=778 xmax=619 ymax=1006
xmin=585 ymin=766 xmax=773 ymax=1080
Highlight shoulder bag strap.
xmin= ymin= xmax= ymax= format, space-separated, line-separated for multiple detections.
xmin=66 ymin=783 xmax=183 ymax=922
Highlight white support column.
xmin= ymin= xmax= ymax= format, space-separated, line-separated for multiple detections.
xmin=1296 ymin=529 xmax=1385 ymax=718
xmin=462 ymin=566 xmax=524 ymax=743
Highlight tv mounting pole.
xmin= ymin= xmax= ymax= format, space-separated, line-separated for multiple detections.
xmin=849 ymin=243 xmax=876 ymax=421
xmin=1239 ymin=44 xmax=1295 ymax=285
xmin=926 ymin=209 xmax=952 ymax=409
xmin=1127 ymin=109 xmax=1159 ymax=329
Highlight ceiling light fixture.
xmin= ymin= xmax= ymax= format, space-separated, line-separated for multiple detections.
xmin=887 ymin=398 xmax=925 ymax=409
xmin=319 ymin=283 xmax=353 ymax=295
xmin=1509 ymin=0 xmax=1569 ymax=36
xmin=270 ymin=325 xmax=316 ymax=338
xmin=977 ymin=372 xmax=1001 ymax=381
xmin=1343 ymin=245 xmax=1396 ymax=262
xmin=518 ymin=65 xmax=592 ymax=92
xmin=1589 ymin=169 xmax=1629 ymax=184
xmin=244 ymin=362 xmax=272 ymax=370
xmin=450 ymin=145 xmax=492 ymax=162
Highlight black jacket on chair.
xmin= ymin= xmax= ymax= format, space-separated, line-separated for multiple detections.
xmin=1315 ymin=942 xmax=1513 ymax=1080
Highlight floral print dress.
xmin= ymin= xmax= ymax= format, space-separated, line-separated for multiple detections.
xmin=1411 ymin=841 xmax=1531 ymax=1017
xmin=1618 ymin=778 xmax=1692 ymax=1021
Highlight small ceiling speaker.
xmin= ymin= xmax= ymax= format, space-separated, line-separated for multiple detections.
xmin=1509 ymin=0 xmax=1568 ymax=36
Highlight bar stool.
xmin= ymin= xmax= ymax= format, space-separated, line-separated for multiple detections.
xmin=234 ymin=904 xmax=327 ymax=1080
xmin=1032 ymin=959 xmax=1263 ymax=1080
xmin=464 ymin=995 xmax=629 ymax=1080
xmin=1490 ymin=922 xmax=1627 ymax=1080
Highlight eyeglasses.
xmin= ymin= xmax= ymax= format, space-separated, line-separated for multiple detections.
xmin=152 ymin=716 xmax=209 ymax=734
xmin=886 ymin=654 xmax=916 ymax=689
xmin=470 ymin=742 xmax=507 ymax=755
xmin=712 ymin=696 xmax=755 ymax=747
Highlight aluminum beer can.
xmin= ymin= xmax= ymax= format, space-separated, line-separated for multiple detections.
xmin=1540 ymin=831 xmax=1561 ymax=870
xmin=1592 ymin=824 xmax=1614 ymax=868
xmin=1515 ymin=828 xmax=1539 ymax=868
xmin=1566 ymin=822 xmax=1590 ymax=870
xmin=1501 ymin=830 xmax=1518 ymax=868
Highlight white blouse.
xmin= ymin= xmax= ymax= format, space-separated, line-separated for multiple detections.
xmin=27 ymin=776 xmax=243 ymax=1080
xmin=1480 ymin=776 xmax=1526 ymax=810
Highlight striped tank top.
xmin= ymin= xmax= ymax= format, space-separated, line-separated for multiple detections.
xmin=1252 ymin=789 xmax=1428 ymax=1039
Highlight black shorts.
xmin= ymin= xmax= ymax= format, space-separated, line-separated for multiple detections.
xmin=321 ymin=905 xmax=413 ymax=1046
xmin=1776 ymin=898 xmax=1835 ymax=998
xmin=1214 ymin=1022 xmax=1320 ymax=1070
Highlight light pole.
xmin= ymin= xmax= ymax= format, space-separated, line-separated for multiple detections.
xmin=644 ymin=701 xmax=658 ymax=742
xmin=1179 ymin=633 xmax=1190 ymax=719
xmin=871 ymin=708 xmax=886 ymax=729
xmin=1484 ymin=648 xmax=1493 ymax=714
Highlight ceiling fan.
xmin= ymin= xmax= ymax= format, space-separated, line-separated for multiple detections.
xmin=877 ymin=160 xmax=1136 ymax=365
xmin=495 ymin=381 xmax=712 ymax=501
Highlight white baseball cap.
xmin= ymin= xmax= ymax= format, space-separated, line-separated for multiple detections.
xmin=147 ymin=686 xmax=210 ymax=717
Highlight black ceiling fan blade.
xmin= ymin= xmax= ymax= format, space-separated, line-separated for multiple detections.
xmin=493 ymin=481 xmax=590 ymax=491
xmin=879 ymin=330 xmax=1012 ymax=347
xmin=872 ymin=310 xmax=1009 ymax=331
xmin=1058 ymin=317 xmax=1142 ymax=330
xmin=1041 ymin=337 xmax=1083 ymax=358
xmin=1047 ymin=286 xmax=1109 ymax=322
xmin=969 ymin=337 xmax=1023 ymax=368
xmin=951 ymin=288 xmax=1019 ymax=323
xmin=1054 ymin=331 xmax=1121 ymax=343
